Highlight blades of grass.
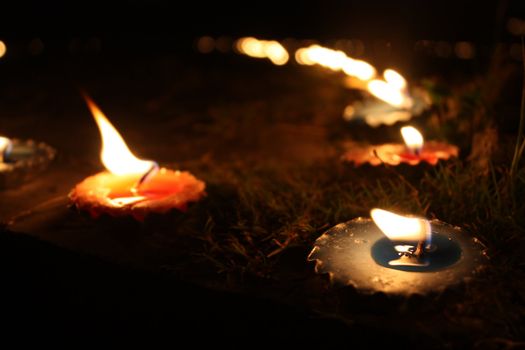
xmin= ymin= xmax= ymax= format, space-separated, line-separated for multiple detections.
xmin=510 ymin=37 xmax=525 ymax=184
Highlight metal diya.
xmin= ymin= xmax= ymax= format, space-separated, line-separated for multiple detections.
xmin=308 ymin=217 xmax=488 ymax=295
xmin=343 ymin=87 xmax=431 ymax=128
xmin=0 ymin=138 xmax=56 ymax=189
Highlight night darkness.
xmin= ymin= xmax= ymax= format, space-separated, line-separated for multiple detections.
xmin=1 ymin=0 xmax=525 ymax=346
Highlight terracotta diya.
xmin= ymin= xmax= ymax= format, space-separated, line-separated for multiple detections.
xmin=69 ymin=95 xmax=206 ymax=221
xmin=342 ymin=126 xmax=458 ymax=166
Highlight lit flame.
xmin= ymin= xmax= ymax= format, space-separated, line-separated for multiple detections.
xmin=239 ymin=40 xmax=414 ymax=110
xmin=0 ymin=40 xmax=6 ymax=59
xmin=295 ymin=44 xmax=376 ymax=80
xmin=371 ymin=208 xmax=431 ymax=243
xmin=367 ymin=69 xmax=412 ymax=108
xmin=400 ymin=126 xmax=424 ymax=153
xmin=342 ymin=59 xmax=376 ymax=81
xmin=83 ymin=95 xmax=156 ymax=176
xmin=0 ymin=136 xmax=12 ymax=162
xmin=236 ymin=37 xmax=289 ymax=65
xmin=367 ymin=80 xmax=405 ymax=107
xmin=383 ymin=69 xmax=407 ymax=90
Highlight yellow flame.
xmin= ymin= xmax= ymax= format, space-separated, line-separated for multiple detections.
xmin=342 ymin=59 xmax=376 ymax=81
xmin=83 ymin=95 xmax=155 ymax=176
xmin=383 ymin=69 xmax=407 ymax=90
xmin=236 ymin=37 xmax=289 ymax=65
xmin=370 ymin=208 xmax=430 ymax=242
xmin=0 ymin=136 xmax=10 ymax=151
xmin=400 ymin=126 xmax=424 ymax=151
xmin=0 ymin=136 xmax=11 ymax=162
xmin=367 ymin=80 xmax=405 ymax=107
xmin=295 ymin=44 xmax=376 ymax=80
xmin=295 ymin=48 xmax=314 ymax=65
xmin=283 ymin=43 xmax=415 ymax=108
xmin=0 ymin=40 xmax=6 ymax=58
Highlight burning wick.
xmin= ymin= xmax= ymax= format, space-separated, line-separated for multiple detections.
xmin=70 ymin=94 xmax=206 ymax=220
xmin=400 ymin=126 xmax=423 ymax=156
xmin=367 ymin=69 xmax=413 ymax=108
xmin=83 ymin=94 xmax=157 ymax=177
xmin=83 ymin=94 xmax=158 ymax=206
xmin=132 ymin=161 xmax=159 ymax=195
xmin=341 ymin=123 xmax=458 ymax=166
xmin=0 ymin=136 xmax=12 ymax=163
xmin=371 ymin=208 xmax=431 ymax=267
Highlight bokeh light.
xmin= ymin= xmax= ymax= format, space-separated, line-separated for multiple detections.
xmin=196 ymin=36 xmax=215 ymax=53
xmin=0 ymin=40 xmax=7 ymax=58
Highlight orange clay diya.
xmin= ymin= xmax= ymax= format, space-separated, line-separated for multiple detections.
xmin=342 ymin=126 xmax=458 ymax=166
xmin=69 ymin=95 xmax=205 ymax=221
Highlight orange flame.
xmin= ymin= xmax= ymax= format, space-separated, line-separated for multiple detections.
xmin=83 ymin=95 xmax=155 ymax=176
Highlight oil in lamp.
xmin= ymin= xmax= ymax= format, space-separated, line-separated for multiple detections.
xmin=69 ymin=95 xmax=206 ymax=221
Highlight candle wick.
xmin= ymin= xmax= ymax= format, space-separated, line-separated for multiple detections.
xmin=414 ymin=239 xmax=425 ymax=258
xmin=131 ymin=162 xmax=159 ymax=195
xmin=407 ymin=146 xmax=421 ymax=156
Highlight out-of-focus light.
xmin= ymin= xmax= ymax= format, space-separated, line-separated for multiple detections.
xmin=383 ymin=69 xmax=407 ymax=90
xmin=236 ymin=37 xmax=289 ymax=65
xmin=454 ymin=41 xmax=475 ymax=59
xmin=414 ymin=40 xmax=435 ymax=55
xmin=367 ymin=80 xmax=406 ymax=107
xmin=28 ymin=38 xmax=44 ymax=55
xmin=400 ymin=126 xmax=424 ymax=153
xmin=215 ymin=36 xmax=232 ymax=53
xmin=264 ymin=40 xmax=289 ymax=65
xmin=0 ymin=40 xmax=6 ymax=58
xmin=342 ymin=105 xmax=355 ymax=121
xmin=435 ymin=41 xmax=452 ymax=58
xmin=342 ymin=59 xmax=376 ymax=80
xmin=196 ymin=36 xmax=215 ymax=53
xmin=295 ymin=47 xmax=314 ymax=65
xmin=508 ymin=18 xmax=525 ymax=36
xmin=366 ymin=69 xmax=413 ymax=108
xmin=295 ymin=44 xmax=376 ymax=80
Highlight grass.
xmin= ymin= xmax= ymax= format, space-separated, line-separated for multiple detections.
xmin=5 ymin=46 xmax=524 ymax=344
xmin=158 ymin=48 xmax=525 ymax=344
xmin=190 ymin=68 xmax=525 ymax=277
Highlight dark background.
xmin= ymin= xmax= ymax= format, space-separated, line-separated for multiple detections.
xmin=1 ymin=0 xmax=524 ymax=345
xmin=1 ymin=0 xmax=523 ymax=84
xmin=0 ymin=1 xmax=522 ymax=44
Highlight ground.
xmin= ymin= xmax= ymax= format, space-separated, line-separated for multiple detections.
xmin=0 ymin=44 xmax=524 ymax=346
